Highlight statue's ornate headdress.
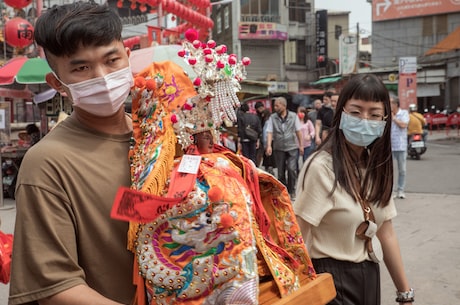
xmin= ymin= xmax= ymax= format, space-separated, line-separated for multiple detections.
xmin=177 ymin=29 xmax=251 ymax=126
xmin=172 ymin=95 xmax=217 ymax=148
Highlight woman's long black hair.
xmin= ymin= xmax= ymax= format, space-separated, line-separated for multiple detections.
xmin=300 ymin=74 xmax=393 ymax=206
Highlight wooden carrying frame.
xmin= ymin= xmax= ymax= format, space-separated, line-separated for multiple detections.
xmin=259 ymin=273 xmax=336 ymax=305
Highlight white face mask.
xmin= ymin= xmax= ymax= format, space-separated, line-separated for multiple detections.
xmin=58 ymin=66 xmax=134 ymax=117
xmin=339 ymin=112 xmax=386 ymax=147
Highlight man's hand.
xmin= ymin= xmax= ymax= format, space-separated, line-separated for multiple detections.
xmin=266 ymin=146 xmax=272 ymax=156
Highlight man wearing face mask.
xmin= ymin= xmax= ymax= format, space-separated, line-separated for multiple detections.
xmin=9 ymin=3 xmax=136 ymax=305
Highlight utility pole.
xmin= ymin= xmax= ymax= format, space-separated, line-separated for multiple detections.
xmin=355 ymin=22 xmax=360 ymax=73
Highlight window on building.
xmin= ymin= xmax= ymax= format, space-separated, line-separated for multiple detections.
xmin=242 ymin=0 xmax=280 ymax=17
xmin=216 ymin=14 xmax=222 ymax=34
xmin=436 ymin=14 xmax=447 ymax=35
xmin=285 ymin=40 xmax=296 ymax=64
xmin=288 ymin=0 xmax=310 ymax=23
xmin=224 ymin=6 xmax=229 ymax=29
xmin=296 ymin=39 xmax=306 ymax=65
xmin=423 ymin=15 xmax=448 ymax=37
xmin=335 ymin=25 xmax=342 ymax=39
xmin=285 ymin=40 xmax=306 ymax=65
xmin=422 ymin=16 xmax=433 ymax=36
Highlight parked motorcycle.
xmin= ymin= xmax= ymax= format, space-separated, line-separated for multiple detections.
xmin=408 ymin=133 xmax=427 ymax=160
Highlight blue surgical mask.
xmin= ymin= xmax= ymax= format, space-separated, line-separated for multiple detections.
xmin=339 ymin=112 xmax=386 ymax=147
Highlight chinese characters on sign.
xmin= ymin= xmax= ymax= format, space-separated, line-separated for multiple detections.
xmin=316 ymin=10 xmax=328 ymax=68
xmin=238 ymin=22 xmax=288 ymax=40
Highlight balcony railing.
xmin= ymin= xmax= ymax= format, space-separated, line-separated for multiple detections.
xmin=241 ymin=14 xmax=281 ymax=23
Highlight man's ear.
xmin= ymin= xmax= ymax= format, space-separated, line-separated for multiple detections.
xmin=45 ymin=72 xmax=68 ymax=97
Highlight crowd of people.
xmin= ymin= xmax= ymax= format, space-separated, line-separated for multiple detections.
xmin=7 ymin=2 xmax=417 ymax=305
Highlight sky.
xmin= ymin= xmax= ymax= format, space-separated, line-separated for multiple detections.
xmin=316 ymin=0 xmax=373 ymax=37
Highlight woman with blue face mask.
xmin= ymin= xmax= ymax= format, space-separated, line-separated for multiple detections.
xmin=293 ymin=74 xmax=414 ymax=305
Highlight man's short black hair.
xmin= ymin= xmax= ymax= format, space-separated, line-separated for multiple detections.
xmin=240 ymin=103 xmax=249 ymax=113
xmin=255 ymin=101 xmax=264 ymax=109
xmin=34 ymin=1 xmax=122 ymax=58
xmin=324 ymin=91 xmax=333 ymax=98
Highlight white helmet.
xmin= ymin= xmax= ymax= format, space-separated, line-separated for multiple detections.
xmin=409 ymin=104 xmax=417 ymax=111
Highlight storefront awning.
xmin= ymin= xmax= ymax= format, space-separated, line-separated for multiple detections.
xmin=311 ymin=76 xmax=342 ymax=85
xmin=0 ymin=88 xmax=33 ymax=99
xmin=240 ymin=81 xmax=270 ymax=96
xmin=34 ymin=88 xmax=57 ymax=104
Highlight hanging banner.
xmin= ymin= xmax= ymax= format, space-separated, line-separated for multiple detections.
xmin=398 ymin=57 xmax=417 ymax=110
xmin=339 ymin=34 xmax=358 ymax=74
xmin=316 ymin=10 xmax=328 ymax=68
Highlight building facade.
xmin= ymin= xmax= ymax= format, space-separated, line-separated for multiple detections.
xmin=212 ymin=0 xmax=319 ymax=98
xmin=370 ymin=1 xmax=460 ymax=112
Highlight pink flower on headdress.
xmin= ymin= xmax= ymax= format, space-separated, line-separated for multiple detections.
xmin=193 ymin=78 xmax=202 ymax=86
xmin=183 ymin=102 xmax=193 ymax=110
xmin=207 ymin=40 xmax=216 ymax=48
xmin=185 ymin=28 xmax=198 ymax=42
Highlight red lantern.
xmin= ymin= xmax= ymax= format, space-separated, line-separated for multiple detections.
xmin=4 ymin=0 xmax=31 ymax=9
xmin=5 ymin=17 xmax=34 ymax=48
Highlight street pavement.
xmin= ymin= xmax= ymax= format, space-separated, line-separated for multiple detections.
xmin=0 ymin=131 xmax=459 ymax=304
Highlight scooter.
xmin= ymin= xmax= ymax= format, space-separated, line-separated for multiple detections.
xmin=408 ymin=133 xmax=427 ymax=160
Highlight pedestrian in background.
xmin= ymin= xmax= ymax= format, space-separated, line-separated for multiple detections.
xmin=254 ymin=101 xmax=267 ymax=166
xmin=9 ymin=3 xmax=136 ymax=304
xmin=391 ymin=97 xmax=409 ymax=199
xmin=408 ymin=103 xmax=427 ymax=142
xmin=260 ymin=108 xmax=275 ymax=174
xmin=25 ymin=124 xmax=41 ymax=146
xmin=294 ymin=74 xmax=414 ymax=305
xmin=315 ymin=91 xmax=335 ymax=145
xmin=298 ymin=108 xmax=315 ymax=162
xmin=265 ymin=96 xmax=303 ymax=199
xmin=330 ymin=93 xmax=339 ymax=111
xmin=237 ymin=102 xmax=261 ymax=164
xmin=308 ymin=98 xmax=322 ymax=126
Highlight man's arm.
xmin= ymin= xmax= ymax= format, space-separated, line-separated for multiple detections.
xmin=265 ymin=117 xmax=273 ymax=156
xmin=266 ymin=132 xmax=273 ymax=156
xmin=39 ymin=284 xmax=127 ymax=305
xmin=393 ymin=111 xmax=409 ymax=129
xmin=296 ymin=130 xmax=304 ymax=155
xmin=315 ymin=119 xmax=322 ymax=145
